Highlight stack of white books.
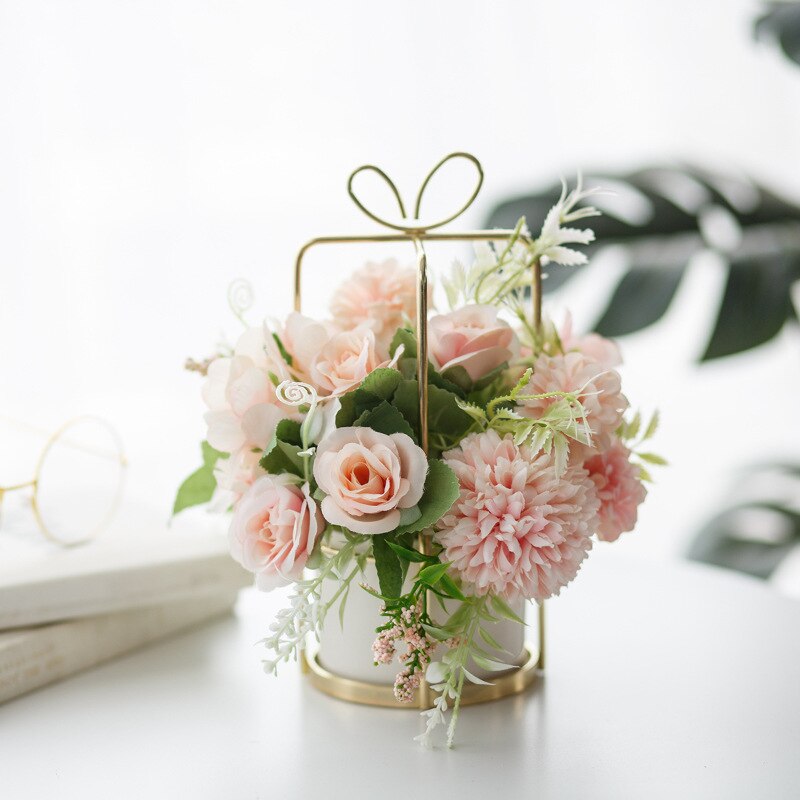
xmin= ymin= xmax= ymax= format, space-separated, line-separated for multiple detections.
xmin=0 ymin=513 xmax=249 ymax=704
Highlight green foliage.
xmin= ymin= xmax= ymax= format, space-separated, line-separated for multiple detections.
xmin=386 ymin=541 xmax=429 ymax=563
xmin=372 ymin=535 xmax=404 ymax=599
xmin=417 ymin=561 xmax=451 ymax=585
xmin=173 ymin=441 xmax=227 ymax=515
xmin=393 ymin=459 xmax=460 ymax=537
xmin=336 ymin=368 xmax=403 ymax=427
xmin=335 ymin=355 xmax=474 ymax=458
xmin=259 ymin=419 xmax=305 ymax=477
xmin=354 ymin=400 xmax=416 ymax=441
xmin=389 ymin=327 xmax=418 ymax=360
xmin=490 ymin=594 xmax=526 ymax=625
xmin=617 ymin=410 xmax=667 ymax=479
xmin=272 ymin=333 xmax=293 ymax=366
xmin=441 ymin=364 xmax=472 ymax=393
xmin=487 ymin=166 xmax=800 ymax=361
xmin=397 ymin=356 xmax=466 ymax=398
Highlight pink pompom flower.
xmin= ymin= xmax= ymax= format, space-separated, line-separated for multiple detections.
xmin=436 ymin=430 xmax=599 ymax=602
xmin=559 ymin=310 xmax=622 ymax=369
xmin=330 ymin=259 xmax=422 ymax=352
xmin=228 ymin=475 xmax=323 ymax=591
xmin=583 ymin=440 xmax=647 ymax=542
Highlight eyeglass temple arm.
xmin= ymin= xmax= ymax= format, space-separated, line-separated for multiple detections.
xmin=0 ymin=480 xmax=37 ymax=494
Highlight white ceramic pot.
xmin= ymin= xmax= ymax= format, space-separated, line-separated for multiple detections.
xmin=317 ymin=556 xmax=528 ymax=685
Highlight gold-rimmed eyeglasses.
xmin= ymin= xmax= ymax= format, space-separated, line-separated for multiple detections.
xmin=0 ymin=416 xmax=127 ymax=547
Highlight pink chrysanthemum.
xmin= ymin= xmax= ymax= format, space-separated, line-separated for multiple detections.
xmin=329 ymin=260 xmax=422 ymax=352
xmin=583 ymin=440 xmax=647 ymax=542
xmin=436 ymin=430 xmax=599 ymax=602
xmin=519 ymin=351 xmax=629 ymax=459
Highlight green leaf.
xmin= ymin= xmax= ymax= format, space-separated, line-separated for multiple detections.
xmin=360 ymin=583 xmax=390 ymax=602
xmin=394 ymin=381 xmax=474 ymax=457
xmin=259 ymin=421 xmax=305 ymax=477
xmin=445 ymin=600 xmax=474 ymax=630
xmin=471 ymin=654 xmax=513 ymax=672
xmin=490 ymin=595 xmax=526 ymax=625
xmin=595 ymin=265 xmax=687 ymax=337
xmin=422 ymin=623 xmax=455 ymax=642
xmin=275 ymin=418 xmax=302 ymax=446
xmin=462 ymin=668 xmax=493 ymax=686
xmin=643 ymin=410 xmax=660 ymax=441
xmin=335 ymin=369 xmax=403 ymax=427
xmin=639 ymin=451 xmax=668 ymax=466
xmin=389 ymin=327 xmax=417 ymax=359
xmin=173 ymin=441 xmax=227 ymax=515
xmin=472 ymin=363 xmax=509 ymax=392
xmin=386 ymin=541 xmax=431 ymax=563
xmin=417 ymin=561 xmax=451 ymax=586
xmin=272 ymin=333 xmax=293 ymax=366
xmin=360 ymin=367 xmax=404 ymax=400
xmin=701 ymin=253 xmax=797 ymax=361
xmin=397 ymin=357 xmax=466 ymax=398
xmin=626 ymin=411 xmax=642 ymax=440
xmin=478 ymin=626 xmax=506 ymax=652
xmin=441 ymin=364 xmax=473 ymax=393
xmin=372 ymin=536 xmax=404 ymax=598
xmin=439 ymin=573 xmax=466 ymax=601
xmin=394 ymin=459 xmax=460 ymax=537
xmin=354 ymin=400 xmax=416 ymax=441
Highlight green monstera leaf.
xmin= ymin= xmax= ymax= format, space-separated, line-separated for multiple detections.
xmin=487 ymin=164 xmax=800 ymax=361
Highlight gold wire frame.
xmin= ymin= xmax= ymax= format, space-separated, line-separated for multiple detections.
xmin=294 ymin=153 xmax=545 ymax=709
xmin=0 ymin=415 xmax=127 ymax=547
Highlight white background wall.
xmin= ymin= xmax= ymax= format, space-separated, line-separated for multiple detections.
xmin=2 ymin=0 xmax=799 ymax=563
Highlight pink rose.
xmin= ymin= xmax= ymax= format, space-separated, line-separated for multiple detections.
xmin=228 ymin=475 xmax=323 ymax=591
xmin=330 ymin=259 xmax=424 ymax=351
xmin=210 ymin=446 xmax=264 ymax=510
xmin=313 ymin=427 xmax=428 ymax=535
xmin=583 ymin=440 xmax=647 ymax=542
xmin=282 ymin=312 xmax=339 ymax=381
xmin=429 ymin=305 xmax=519 ymax=382
xmin=310 ymin=326 xmax=399 ymax=397
xmin=202 ymin=326 xmax=294 ymax=455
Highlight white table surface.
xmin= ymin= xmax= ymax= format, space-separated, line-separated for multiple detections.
xmin=2 ymin=551 xmax=799 ymax=800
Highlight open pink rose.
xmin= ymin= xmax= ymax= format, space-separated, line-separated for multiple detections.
xmin=313 ymin=427 xmax=428 ymax=535
xmin=429 ymin=305 xmax=519 ymax=381
xmin=310 ymin=326 xmax=399 ymax=397
xmin=228 ymin=475 xmax=323 ymax=591
xmin=210 ymin=446 xmax=264 ymax=510
xmin=583 ymin=440 xmax=647 ymax=542
xmin=202 ymin=324 xmax=296 ymax=455
xmin=282 ymin=312 xmax=339 ymax=381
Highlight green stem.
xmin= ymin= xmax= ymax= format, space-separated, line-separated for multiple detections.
xmin=446 ymin=596 xmax=486 ymax=747
xmin=325 ymin=563 xmax=360 ymax=609
xmin=473 ymin=218 xmax=524 ymax=303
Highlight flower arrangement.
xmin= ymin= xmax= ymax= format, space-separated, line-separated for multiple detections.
xmin=176 ymin=167 xmax=663 ymax=748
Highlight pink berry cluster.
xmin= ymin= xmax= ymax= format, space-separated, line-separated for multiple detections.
xmin=371 ymin=600 xmax=436 ymax=704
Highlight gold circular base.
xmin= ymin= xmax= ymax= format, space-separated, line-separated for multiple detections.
xmin=302 ymin=644 xmax=541 ymax=709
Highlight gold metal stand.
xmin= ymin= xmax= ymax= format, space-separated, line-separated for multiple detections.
xmin=294 ymin=152 xmax=545 ymax=709
xmin=302 ymin=642 xmax=541 ymax=710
